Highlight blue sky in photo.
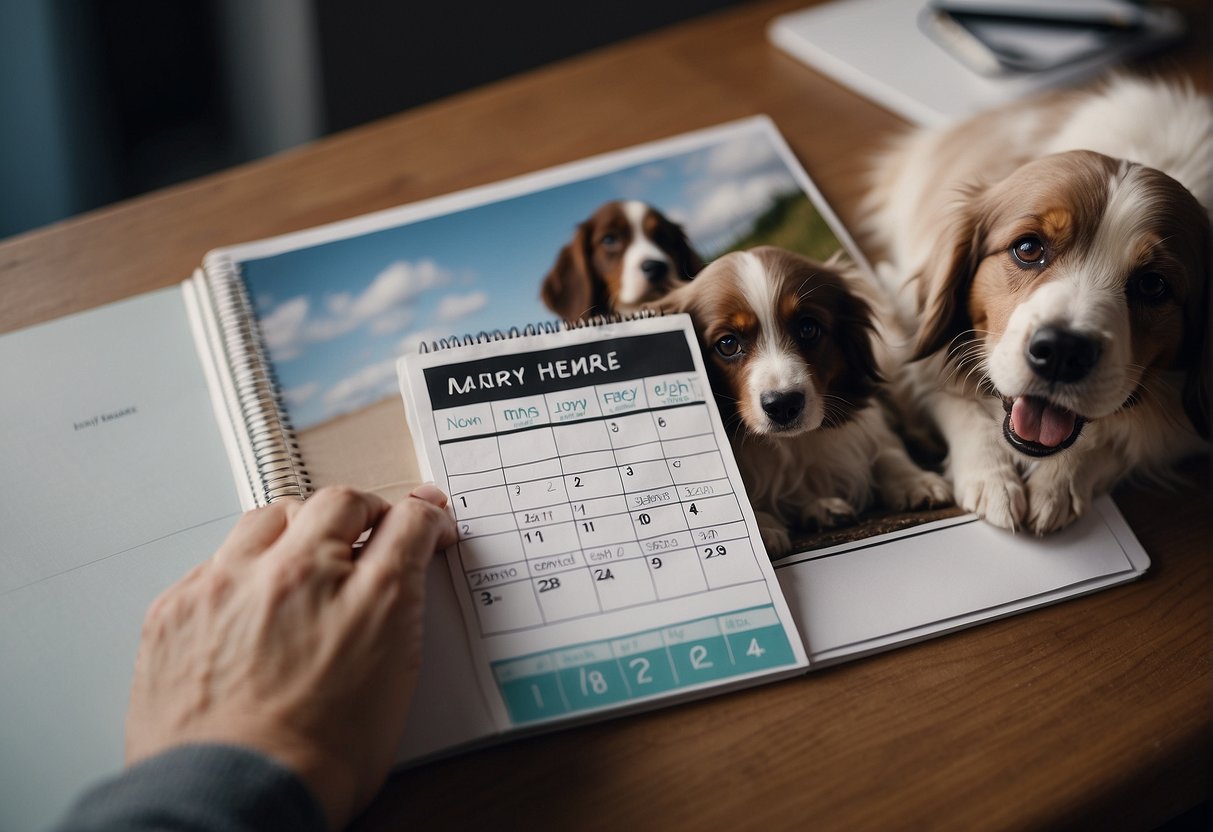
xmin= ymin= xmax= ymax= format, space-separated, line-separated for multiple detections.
xmin=241 ymin=126 xmax=815 ymax=429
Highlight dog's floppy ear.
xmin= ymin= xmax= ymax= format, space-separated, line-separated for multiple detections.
xmin=1181 ymin=227 xmax=1211 ymax=438
xmin=664 ymin=218 xmax=704 ymax=281
xmin=541 ymin=222 xmax=596 ymax=321
xmin=913 ymin=204 xmax=982 ymax=361
xmin=834 ymin=281 xmax=885 ymax=402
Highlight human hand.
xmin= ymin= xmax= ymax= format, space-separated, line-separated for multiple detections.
xmin=125 ymin=485 xmax=457 ymax=829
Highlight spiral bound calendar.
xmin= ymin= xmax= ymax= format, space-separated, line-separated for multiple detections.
xmin=398 ymin=314 xmax=809 ymax=727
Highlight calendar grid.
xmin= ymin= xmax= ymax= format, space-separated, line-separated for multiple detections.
xmin=437 ymin=386 xmax=775 ymax=638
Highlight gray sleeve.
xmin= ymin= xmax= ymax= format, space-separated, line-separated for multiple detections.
xmin=52 ymin=743 xmax=328 ymax=832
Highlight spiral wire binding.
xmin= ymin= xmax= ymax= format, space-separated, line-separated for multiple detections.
xmin=418 ymin=309 xmax=661 ymax=353
xmin=204 ymin=254 xmax=313 ymax=504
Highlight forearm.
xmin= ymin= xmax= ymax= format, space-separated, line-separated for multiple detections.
xmin=54 ymin=744 xmax=328 ymax=832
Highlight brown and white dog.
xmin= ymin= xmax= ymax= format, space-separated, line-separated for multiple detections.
xmin=542 ymin=200 xmax=703 ymax=321
xmin=866 ymin=76 xmax=1211 ymax=534
xmin=655 ymin=246 xmax=951 ymax=555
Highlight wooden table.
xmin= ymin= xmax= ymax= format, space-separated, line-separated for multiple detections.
xmin=3 ymin=2 xmax=1209 ymax=829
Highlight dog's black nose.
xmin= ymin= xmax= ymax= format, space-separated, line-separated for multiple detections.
xmin=760 ymin=390 xmax=805 ymax=426
xmin=640 ymin=259 xmax=669 ymax=282
xmin=1025 ymin=326 xmax=1102 ymax=383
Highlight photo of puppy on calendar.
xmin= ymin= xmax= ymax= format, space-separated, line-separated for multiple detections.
xmin=234 ymin=117 xmax=961 ymax=557
xmin=651 ymin=246 xmax=953 ymax=556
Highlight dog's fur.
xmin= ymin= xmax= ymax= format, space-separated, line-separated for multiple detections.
xmin=655 ymin=246 xmax=950 ymax=555
xmin=542 ymin=200 xmax=702 ymax=321
xmin=866 ymin=76 xmax=1211 ymax=534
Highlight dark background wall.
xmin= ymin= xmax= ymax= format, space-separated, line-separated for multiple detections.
xmin=0 ymin=0 xmax=742 ymax=240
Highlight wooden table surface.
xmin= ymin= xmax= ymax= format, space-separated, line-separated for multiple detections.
xmin=3 ymin=1 xmax=1209 ymax=829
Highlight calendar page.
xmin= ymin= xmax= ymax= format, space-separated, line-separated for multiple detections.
xmin=399 ymin=315 xmax=808 ymax=730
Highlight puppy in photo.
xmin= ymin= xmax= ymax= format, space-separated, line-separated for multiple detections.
xmin=542 ymin=200 xmax=703 ymax=321
xmin=655 ymin=246 xmax=951 ymax=556
xmin=866 ymin=76 xmax=1211 ymax=534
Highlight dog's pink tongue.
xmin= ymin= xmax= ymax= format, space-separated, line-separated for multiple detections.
xmin=1011 ymin=396 xmax=1076 ymax=447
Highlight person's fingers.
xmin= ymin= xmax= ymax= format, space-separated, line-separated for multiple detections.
xmin=213 ymin=500 xmax=298 ymax=564
xmin=349 ymin=487 xmax=457 ymax=598
xmin=409 ymin=483 xmax=449 ymax=510
xmin=270 ymin=487 xmax=391 ymax=562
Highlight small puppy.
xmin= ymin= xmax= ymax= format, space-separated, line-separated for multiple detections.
xmin=656 ymin=246 xmax=950 ymax=555
xmin=866 ymin=76 xmax=1211 ymax=534
xmin=542 ymin=200 xmax=703 ymax=320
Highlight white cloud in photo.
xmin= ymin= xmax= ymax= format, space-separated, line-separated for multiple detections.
xmin=705 ymin=136 xmax=781 ymax=178
xmin=282 ymin=381 xmax=320 ymax=408
xmin=352 ymin=260 xmax=448 ymax=321
xmin=321 ymin=358 xmax=399 ymax=418
xmin=685 ymin=171 xmax=797 ymax=243
xmin=615 ymin=164 xmax=669 ymax=199
xmin=257 ymin=258 xmax=452 ymax=361
xmin=260 ymin=296 xmax=310 ymax=360
xmin=436 ymin=291 xmax=489 ymax=322
xmin=368 ymin=306 xmax=415 ymax=335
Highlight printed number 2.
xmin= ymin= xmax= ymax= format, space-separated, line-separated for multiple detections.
xmin=629 ymin=657 xmax=652 ymax=685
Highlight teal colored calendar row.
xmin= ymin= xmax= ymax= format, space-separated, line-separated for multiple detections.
xmin=492 ymin=605 xmax=796 ymax=724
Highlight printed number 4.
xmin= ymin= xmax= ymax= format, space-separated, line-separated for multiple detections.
xmin=746 ymin=638 xmax=766 ymax=658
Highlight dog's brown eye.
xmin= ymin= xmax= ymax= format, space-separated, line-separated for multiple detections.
xmin=599 ymin=233 xmax=620 ymax=250
xmin=1010 ymin=236 xmax=1046 ymax=266
xmin=797 ymin=316 xmax=822 ymax=344
xmin=1129 ymin=272 xmax=1169 ymax=302
xmin=715 ymin=335 xmax=741 ymax=358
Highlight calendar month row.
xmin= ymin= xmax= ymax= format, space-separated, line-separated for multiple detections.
xmin=432 ymin=371 xmax=705 ymax=444
xmin=491 ymin=605 xmax=797 ymax=724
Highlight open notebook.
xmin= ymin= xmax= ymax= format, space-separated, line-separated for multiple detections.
xmin=0 ymin=116 xmax=1149 ymax=830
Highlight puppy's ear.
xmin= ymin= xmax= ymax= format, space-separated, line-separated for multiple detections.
xmin=541 ymin=223 xmax=595 ymax=321
xmin=653 ymin=213 xmax=704 ymax=280
xmin=834 ymin=287 xmax=884 ymax=402
xmin=913 ymin=206 xmax=981 ymax=361
xmin=1181 ymin=228 xmax=1210 ymax=438
xmin=670 ymin=222 xmax=704 ymax=280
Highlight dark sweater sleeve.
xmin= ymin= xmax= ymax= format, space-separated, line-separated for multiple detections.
xmin=52 ymin=744 xmax=328 ymax=832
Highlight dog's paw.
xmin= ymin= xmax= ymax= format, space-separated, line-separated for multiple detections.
xmin=954 ymin=465 xmax=1026 ymax=531
xmin=799 ymin=497 xmax=857 ymax=530
xmin=755 ymin=511 xmax=792 ymax=557
xmin=1024 ymin=471 xmax=1089 ymax=535
xmin=884 ymin=470 xmax=952 ymax=511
